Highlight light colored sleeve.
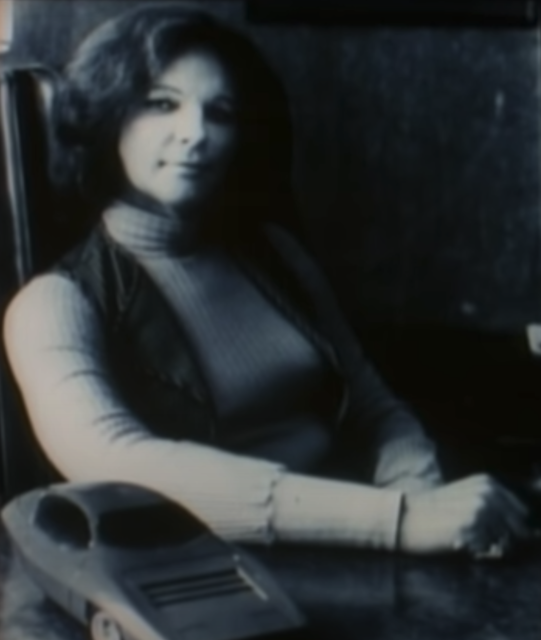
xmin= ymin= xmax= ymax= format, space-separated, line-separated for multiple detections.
xmin=3 ymin=273 xmax=403 ymax=549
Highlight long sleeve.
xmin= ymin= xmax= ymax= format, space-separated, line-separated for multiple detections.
xmin=3 ymin=273 xmax=403 ymax=549
xmin=265 ymin=225 xmax=442 ymax=490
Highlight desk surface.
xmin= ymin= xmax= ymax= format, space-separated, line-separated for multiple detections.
xmin=1 ymin=531 xmax=540 ymax=640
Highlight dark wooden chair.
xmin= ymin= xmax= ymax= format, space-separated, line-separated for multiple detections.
xmin=0 ymin=65 xmax=65 ymax=501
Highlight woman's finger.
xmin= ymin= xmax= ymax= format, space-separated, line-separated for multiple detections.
xmin=449 ymin=477 xmax=530 ymax=557
xmin=458 ymin=525 xmax=514 ymax=560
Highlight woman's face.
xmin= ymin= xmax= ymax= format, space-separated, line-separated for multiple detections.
xmin=118 ymin=48 xmax=239 ymax=210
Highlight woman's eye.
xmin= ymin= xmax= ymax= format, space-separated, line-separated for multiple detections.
xmin=144 ymin=97 xmax=178 ymax=112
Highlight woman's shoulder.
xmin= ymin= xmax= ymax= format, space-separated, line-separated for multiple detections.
xmin=9 ymin=271 xmax=86 ymax=303
xmin=2 ymin=273 xmax=108 ymax=392
xmin=3 ymin=227 xmax=117 ymax=337
xmin=4 ymin=273 xmax=91 ymax=329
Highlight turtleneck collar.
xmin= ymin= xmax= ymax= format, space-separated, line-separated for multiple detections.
xmin=102 ymin=199 xmax=201 ymax=260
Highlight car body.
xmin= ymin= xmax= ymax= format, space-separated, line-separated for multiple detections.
xmin=2 ymin=482 xmax=304 ymax=640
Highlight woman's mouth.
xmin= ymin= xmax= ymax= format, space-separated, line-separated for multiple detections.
xmin=159 ymin=161 xmax=208 ymax=177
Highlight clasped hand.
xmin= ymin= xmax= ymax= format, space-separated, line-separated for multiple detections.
xmin=398 ymin=474 xmax=534 ymax=559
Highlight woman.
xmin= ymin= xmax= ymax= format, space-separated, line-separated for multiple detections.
xmin=3 ymin=4 xmax=531 ymax=556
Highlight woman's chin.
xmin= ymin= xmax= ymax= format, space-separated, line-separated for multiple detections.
xmin=140 ymin=189 xmax=204 ymax=213
xmin=156 ymin=184 xmax=213 ymax=210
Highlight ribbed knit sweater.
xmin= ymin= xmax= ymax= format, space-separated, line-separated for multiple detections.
xmin=3 ymin=201 xmax=440 ymax=549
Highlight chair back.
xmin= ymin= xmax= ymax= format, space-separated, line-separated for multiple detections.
xmin=0 ymin=65 xmax=63 ymax=501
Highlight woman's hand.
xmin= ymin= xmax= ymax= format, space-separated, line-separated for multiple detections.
xmin=373 ymin=436 xmax=443 ymax=494
xmin=398 ymin=474 xmax=532 ymax=558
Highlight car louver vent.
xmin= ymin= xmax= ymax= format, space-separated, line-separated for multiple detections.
xmin=140 ymin=569 xmax=252 ymax=608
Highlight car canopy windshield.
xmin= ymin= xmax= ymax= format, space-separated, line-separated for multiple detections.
xmin=97 ymin=503 xmax=207 ymax=548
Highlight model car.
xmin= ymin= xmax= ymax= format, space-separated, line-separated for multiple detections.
xmin=2 ymin=482 xmax=305 ymax=640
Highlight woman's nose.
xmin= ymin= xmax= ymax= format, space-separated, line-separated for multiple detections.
xmin=176 ymin=104 xmax=206 ymax=148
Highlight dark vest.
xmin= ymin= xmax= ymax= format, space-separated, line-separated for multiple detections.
xmin=53 ymin=224 xmax=347 ymax=456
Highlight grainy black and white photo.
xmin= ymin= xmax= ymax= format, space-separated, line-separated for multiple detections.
xmin=0 ymin=1 xmax=540 ymax=639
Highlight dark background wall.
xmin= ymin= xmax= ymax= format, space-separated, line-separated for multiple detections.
xmin=3 ymin=0 xmax=541 ymax=469
xmin=6 ymin=0 xmax=541 ymax=331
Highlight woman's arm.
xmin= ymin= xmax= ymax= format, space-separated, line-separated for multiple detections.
xmin=4 ymin=273 xmax=531 ymax=556
xmin=3 ymin=273 xmax=402 ymax=548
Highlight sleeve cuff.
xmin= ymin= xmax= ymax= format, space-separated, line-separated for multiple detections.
xmin=273 ymin=473 xmax=404 ymax=550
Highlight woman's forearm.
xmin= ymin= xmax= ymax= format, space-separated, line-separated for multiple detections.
xmin=34 ymin=422 xmax=404 ymax=549
xmin=274 ymin=474 xmax=403 ymax=549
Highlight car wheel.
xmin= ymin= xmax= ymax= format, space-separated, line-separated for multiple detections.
xmin=90 ymin=610 xmax=124 ymax=640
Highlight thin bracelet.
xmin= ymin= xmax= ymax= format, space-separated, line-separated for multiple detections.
xmin=394 ymin=492 xmax=406 ymax=551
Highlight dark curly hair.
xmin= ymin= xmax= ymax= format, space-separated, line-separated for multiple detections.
xmin=53 ymin=3 xmax=298 ymax=242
